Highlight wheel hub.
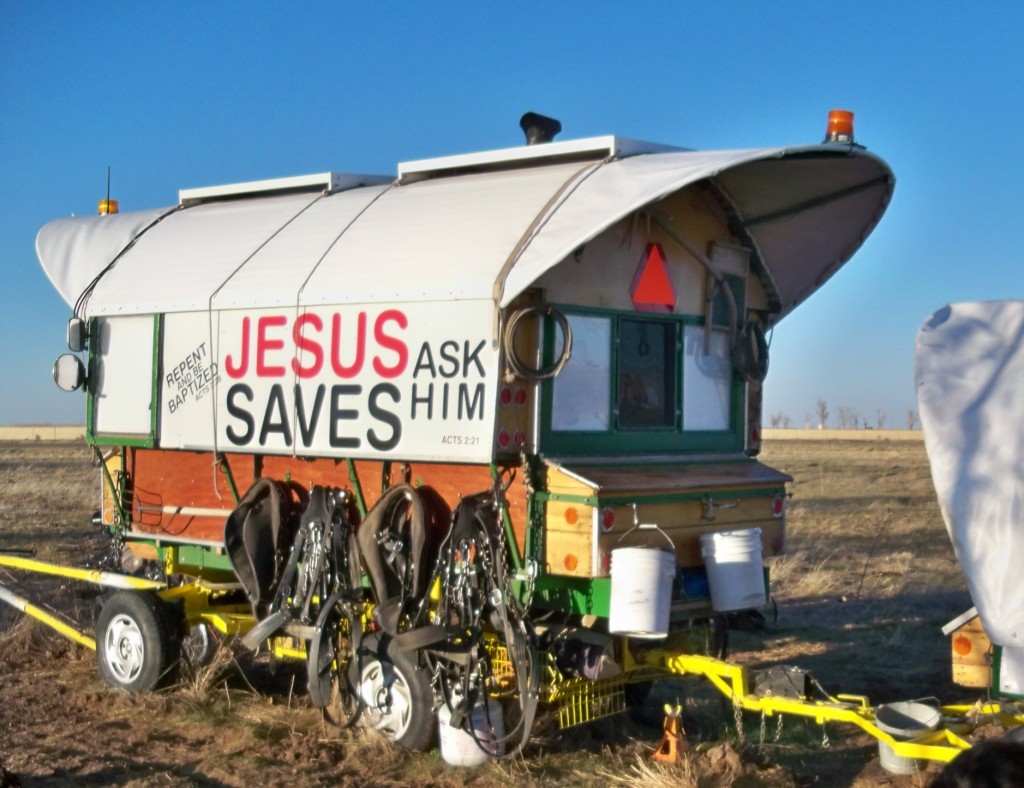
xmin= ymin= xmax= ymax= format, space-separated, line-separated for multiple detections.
xmin=359 ymin=661 xmax=412 ymax=737
xmin=104 ymin=614 xmax=145 ymax=683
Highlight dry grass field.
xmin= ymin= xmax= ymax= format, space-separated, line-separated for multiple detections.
xmin=0 ymin=439 xmax=973 ymax=786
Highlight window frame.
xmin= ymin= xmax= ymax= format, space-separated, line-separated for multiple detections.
xmin=540 ymin=307 xmax=745 ymax=455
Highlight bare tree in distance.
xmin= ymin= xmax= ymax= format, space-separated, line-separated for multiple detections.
xmin=876 ymin=410 xmax=887 ymax=430
xmin=816 ymin=399 xmax=829 ymax=429
xmin=804 ymin=412 xmax=813 ymax=429
xmin=838 ymin=406 xmax=859 ymax=430
xmin=770 ymin=412 xmax=792 ymax=429
xmin=907 ymin=410 xmax=918 ymax=429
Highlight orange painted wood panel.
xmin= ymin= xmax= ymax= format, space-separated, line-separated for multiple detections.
xmin=125 ymin=449 xmax=527 ymax=549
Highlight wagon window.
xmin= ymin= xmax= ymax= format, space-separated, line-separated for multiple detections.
xmin=543 ymin=308 xmax=742 ymax=454
xmin=617 ymin=319 xmax=677 ymax=429
xmin=683 ymin=325 xmax=732 ymax=430
xmin=551 ymin=315 xmax=611 ymax=431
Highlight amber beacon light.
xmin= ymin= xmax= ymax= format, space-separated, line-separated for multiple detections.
xmin=824 ymin=109 xmax=855 ymax=143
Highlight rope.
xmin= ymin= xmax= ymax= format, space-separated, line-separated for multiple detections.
xmin=502 ymin=304 xmax=572 ymax=382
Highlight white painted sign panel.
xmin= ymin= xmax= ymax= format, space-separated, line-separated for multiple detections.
xmin=157 ymin=302 xmax=498 ymax=462
xmin=158 ymin=312 xmax=219 ymax=449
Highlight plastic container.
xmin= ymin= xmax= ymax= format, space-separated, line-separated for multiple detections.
xmin=608 ymin=546 xmax=676 ymax=638
xmin=438 ymin=697 xmax=505 ymax=766
xmin=700 ymin=528 xmax=766 ymax=612
xmin=874 ymin=700 xmax=941 ymax=775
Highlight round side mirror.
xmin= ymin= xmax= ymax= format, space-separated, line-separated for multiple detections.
xmin=53 ymin=354 xmax=86 ymax=392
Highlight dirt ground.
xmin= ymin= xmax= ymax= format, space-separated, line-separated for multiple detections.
xmin=0 ymin=439 xmax=984 ymax=786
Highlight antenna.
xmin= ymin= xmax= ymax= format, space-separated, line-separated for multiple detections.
xmin=98 ymin=165 xmax=119 ymax=215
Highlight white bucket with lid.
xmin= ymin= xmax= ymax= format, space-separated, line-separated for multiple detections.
xmin=874 ymin=700 xmax=941 ymax=775
xmin=438 ymin=696 xmax=505 ymax=766
xmin=700 ymin=528 xmax=765 ymax=612
xmin=608 ymin=544 xmax=676 ymax=639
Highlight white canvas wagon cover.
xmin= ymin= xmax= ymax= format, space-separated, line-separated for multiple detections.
xmin=37 ymin=138 xmax=893 ymax=323
xmin=916 ymin=301 xmax=1024 ymax=651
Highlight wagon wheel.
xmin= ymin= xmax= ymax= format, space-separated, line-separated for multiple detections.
xmin=96 ymin=591 xmax=180 ymax=693
xmin=307 ymin=595 xmax=360 ymax=728
xmin=353 ymin=634 xmax=435 ymax=751
xmin=181 ymin=621 xmax=218 ymax=669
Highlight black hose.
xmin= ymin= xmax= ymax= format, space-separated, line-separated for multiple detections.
xmin=502 ymin=304 xmax=572 ymax=381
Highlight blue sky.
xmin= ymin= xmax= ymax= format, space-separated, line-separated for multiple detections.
xmin=2 ymin=3 xmax=1021 ymax=426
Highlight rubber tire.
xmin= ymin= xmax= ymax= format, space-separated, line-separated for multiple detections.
xmin=354 ymin=634 xmax=435 ymax=751
xmin=308 ymin=600 xmax=360 ymax=728
xmin=96 ymin=591 xmax=179 ymax=693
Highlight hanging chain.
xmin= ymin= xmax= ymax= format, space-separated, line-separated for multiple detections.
xmin=821 ymin=721 xmax=831 ymax=748
xmin=106 ymin=490 xmax=129 ymax=571
xmin=733 ymin=695 xmax=745 ymax=746
xmin=756 ymin=711 xmax=784 ymax=751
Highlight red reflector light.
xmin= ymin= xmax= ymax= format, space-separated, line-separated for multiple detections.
xmin=601 ymin=507 xmax=615 ymax=532
xmin=500 ymin=386 xmax=513 ymax=407
xmin=771 ymin=495 xmax=785 ymax=518
xmin=600 ymin=551 xmax=611 ymax=575
xmin=497 ymin=429 xmax=511 ymax=449
xmin=514 ymin=387 xmax=527 ymax=407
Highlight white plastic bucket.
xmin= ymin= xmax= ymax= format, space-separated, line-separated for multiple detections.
xmin=874 ymin=701 xmax=941 ymax=775
xmin=608 ymin=546 xmax=676 ymax=638
xmin=700 ymin=528 xmax=765 ymax=612
xmin=438 ymin=697 xmax=505 ymax=766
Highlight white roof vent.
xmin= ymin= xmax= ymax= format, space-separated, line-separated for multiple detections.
xmin=179 ymin=171 xmax=390 ymax=206
xmin=397 ymin=136 xmax=684 ymax=183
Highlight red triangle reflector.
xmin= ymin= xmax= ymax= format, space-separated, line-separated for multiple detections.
xmin=630 ymin=243 xmax=677 ymax=313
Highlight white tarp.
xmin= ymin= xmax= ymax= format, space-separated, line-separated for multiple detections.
xmin=501 ymin=146 xmax=892 ymax=314
xmin=915 ymin=301 xmax=1024 ymax=649
xmin=37 ymin=207 xmax=168 ymax=310
xmin=37 ymin=141 xmax=893 ymax=324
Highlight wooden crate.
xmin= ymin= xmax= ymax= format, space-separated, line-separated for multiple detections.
xmin=951 ymin=616 xmax=992 ymax=689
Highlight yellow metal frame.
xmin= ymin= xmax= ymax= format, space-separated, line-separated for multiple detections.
xmin=270 ymin=637 xmax=307 ymax=661
xmin=157 ymin=582 xmax=255 ymax=638
xmin=645 ymin=648 xmax=1024 ymax=764
xmin=0 ymin=554 xmax=165 ymax=591
xmin=0 ymin=554 xmax=168 ymax=652
xmin=485 ymin=637 xmax=627 ymax=728
xmin=6 ymin=553 xmax=1024 ymax=764
xmin=549 ymin=673 xmax=626 ymax=728
xmin=0 ymin=554 xmax=256 ymax=652
xmin=0 ymin=582 xmax=97 ymax=650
